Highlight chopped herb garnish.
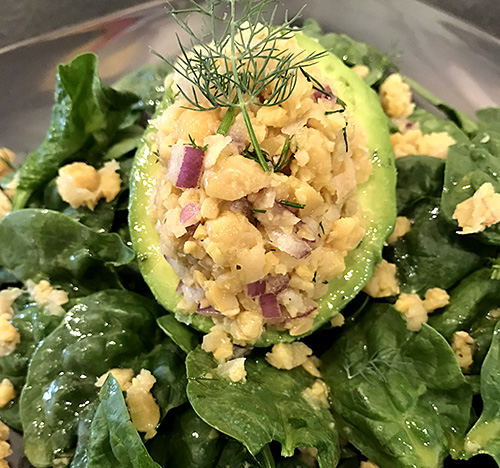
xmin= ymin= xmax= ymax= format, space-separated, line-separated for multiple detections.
xmin=243 ymin=143 xmax=271 ymax=168
xmin=343 ymin=125 xmax=349 ymax=152
xmin=300 ymin=67 xmax=333 ymax=99
xmin=279 ymin=200 xmax=306 ymax=209
xmin=253 ymin=209 xmax=267 ymax=214
xmin=274 ymin=135 xmax=295 ymax=172
xmin=325 ymin=109 xmax=345 ymax=115
xmin=161 ymin=0 xmax=327 ymax=172
xmin=322 ymin=280 xmax=328 ymax=284
xmin=313 ymin=271 xmax=317 ymax=283
xmin=188 ymin=134 xmax=208 ymax=151
xmin=336 ymin=96 xmax=347 ymax=109
xmin=319 ymin=221 xmax=325 ymax=236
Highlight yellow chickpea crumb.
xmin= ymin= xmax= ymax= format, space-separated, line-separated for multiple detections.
xmin=26 ymin=279 xmax=69 ymax=316
xmin=301 ymin=356 xmax=322 ymax=378
xmin=95 ymin=368 xmax=135 ymax=391
xmin=379 ymin=73 xmax=415 ymax=118
xmin=330 ymin=313 xmax=345 ymax=328
xmin=395 ymin=293 xmax=428 ymax=331
xmin=125 ymin=369 xmax=160 ymax=440
xmin=363 ymin=260 xmax=400 ymax=298
xmin=302 ymin=379 xmax=329 ymax=408
xmin=0 ymin=422 xmax=9 ymax=441
xmin=386 ymin=216 xmax=411 ymax=244
xmin=423 ymin=288 xmax=450 ymax=313
xmin=451 ymin=331 xmax=476 ymax=372
xmin=56 ymin=160 xmax=121 ymax=210
xmin=217 ymin=357 xmax=247 ymax=382
xmin=265 ymin=342 xmax=312 ymax=370
xmin=0 ymin=379 xmax=15 ymax=408
xmin=202 ymin=325 xmax=234 ymax=362
xmin=390 ymin=129 xmax=455 ymax=159
xmin=0 ymin=441 xmax=11 ymax=463
xmin=0 ymin=319 xmax=20 ymax=358
xmin=453 ymin=182 xmax=500 ymax=234
xmin=0 ymin=148 xmax=14 ymax=178
xmin=0 ymin=288 xmax=22 ymax=321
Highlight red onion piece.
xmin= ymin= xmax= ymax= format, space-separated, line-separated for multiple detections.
xmin=180 ymin=202 xmax=201 ymax=226
xmin=268 ymin=230 xmax=312 ymax=259
xmin=176 ymin=280 xmax=183 ymax=294
xmin=196 ymin=305 xmax=222 ymax=316
xmin=259 ymin=293 xmax=281 ymax=318
xmin=246 ymin=280 xmax=266 ymax=297
xmin=167 ymin=145 xmax=205 ymax=189
xmin=231 ymin=198 xmax=253 ymax=218
xmin=265 ymin=275 xmax=289 ymax=295
xmin=313 ymin=85 xmax=336 ymax=103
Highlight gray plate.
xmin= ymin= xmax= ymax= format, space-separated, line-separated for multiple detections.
xmin=1 ymin=0 xmax=499 ymax=466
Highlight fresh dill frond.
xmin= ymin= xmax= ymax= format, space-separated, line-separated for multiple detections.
xmin=188 ymin=134 xmax=208 ymax=151
xmin=163 ymin=0 xmax=327 ymax=172
xmin=274 ymin=135 xmax=294 ymax=172
xmin=279 ymin=200 xmax=305 ymax=209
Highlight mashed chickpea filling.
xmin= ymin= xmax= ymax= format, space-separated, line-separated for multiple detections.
xmin=149 ymin=36 xmax=372 ymax=346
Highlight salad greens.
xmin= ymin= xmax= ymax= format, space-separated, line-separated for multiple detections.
xmin=0 ymin=3 xmax=500 ymax=468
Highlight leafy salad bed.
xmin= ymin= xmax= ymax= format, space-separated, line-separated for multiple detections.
xmin=0 ymin=8 xmax=500 ymax=468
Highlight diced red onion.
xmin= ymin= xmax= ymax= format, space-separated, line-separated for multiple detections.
xmin=176 ymin=280 xmax=184 ymax=294
xmin=167 ymin=145 xmax=205 ymax=189
xmin=196 ymin=305 xmax=222 ymax=316
xmin=313 ymin=85 xmax=336 ymax=103
xmin=259 ymin=293 xmax=281 ymax=318
xmin=405 ymin=121 xmax=415 ymax=130
xmin=180 ymin=202 xmax=200 ymax=226
xmin=246 ymin=280 xmax=266 ymax=297
xmin=265 ymin=275 xmax=289 ymax=295
xmin=268 ymin=230 xmax=312 ymax=259
xmin=231 ymin=198 xmax=253 ymax=218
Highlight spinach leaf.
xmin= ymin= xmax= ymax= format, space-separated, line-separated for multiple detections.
xmin=0 ymin=209 xmax=134 ymax=294
xmin=321 ymin=303 xmax=472 ymax=468
xmin=385 ymin=198 xmax=488 ymax=293
xmin=476 ymin=108 xmax=500 ymax=135
xmin=460 ymin=322 xmax=500 ymax=463
xmin=0 ymin=294 xmax=63 ymax=431
xmin=186 ymin=347 xmax=339 ymax=468
xmin=395 ymin=156 xmax=445 ymax=213
xmin=113 ymin=63 xmax=172 ymax=114
xmin=85 ymin=375 xmax=161 ymax=468
xmin=409 ymin=107 xmax=469 ymax=144
xmin=12 ymin=53 xmax=141 ymax=209
xmin=441 ymin=134 xmax=500 ymax=245
xmin=157 ymin=314 xmax=200 ymax=354
xmin=428 ymin=268 xmax=500 ymax=341
xmin=302 ymin=19 xmax=395 ymax=86
xmin=19 ymin=290 xmax=161 ymax=467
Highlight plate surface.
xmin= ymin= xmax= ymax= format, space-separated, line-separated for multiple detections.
xmin=1 ymin=0 xmax=499 ymax=466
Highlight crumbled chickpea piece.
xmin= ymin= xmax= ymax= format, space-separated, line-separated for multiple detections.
xmin=451 ymin=331 xmax=476 ymax=372
xmin=0 ymin=148 xmax=14 ymax=178
xmin=387 ymin=216 xmax=411 ymax=244
xmin=453 ymin=182 xmax=500 ymax=234
xmin=265 ymin=342 xmax=312 ymax=370
xmin=56 ymin=160 xmax=121 ymax=210
xmin=363 ymin=260 xmax=400 ymax=298
xmin=0 ymin=288 xmax=21 ymax=321
xmin=0 ymin=421 xmax=9 ymax=441
xmin=125 ymin=369 xmax=160 ymax=440
xmin=26 ymin=279 xmax=69 ymax=316
xmin=95 ymin=368 xmax=134 ymax=391
xmin=301 ymin=356 xmax=322 ymax=378
xmin=0 ymin=379 xmax=15 ymax=408
xmin=302 ymin=379 xmax=329 ymax=408
xmin=390 ymin=129 xmax=455 ymax=159
xmin=202 ymin=325 xmax=234 ymax=362
xmin=0 ymin=319 xmax=20 ymax=357
xmin=330 ymin=313 xmax=345 ymax=328
xmin=379 ymin=74 xmax=415 ymax=118
xmin=217 ymin=357 xmax=247 ymax=382
xmin=0 ymin=441 xmax=11 ymax=462
xmin=423 ymin=288 xmax=450 ymax=313
xmin=395 ymin=293 xmax=428 ymax=331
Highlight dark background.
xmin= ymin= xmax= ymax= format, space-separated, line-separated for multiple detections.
xmin=0 ymin=0 xmax=499 ymax=50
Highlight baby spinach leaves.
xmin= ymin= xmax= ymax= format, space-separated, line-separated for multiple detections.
xmin=186 ymin=348 xmax=339 ymax=468
xmin=12 ymin=53 xmax=141 ymax=209
xmin=321 ymin=304 xmax=472 ymax=468
xmin=0 ymin=209 xmax=134 ymax=294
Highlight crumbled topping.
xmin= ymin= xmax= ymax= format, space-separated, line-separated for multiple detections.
xmin=0 ymin=379 xmax=15 ymax=408
xmin=0 ymin=288 xmax=21 ymax=320
xmin=202 ymin=325 xmax=234 ymax=362
xmin=125 ymin=369 xmax=160 ymax=440
xmin=423 ymin=288 xmax=450 ymax=313
xmin=265 ymin=342 xmax=312 ymax=370
xmin=453 ymin=182 xmax=500 ymax=234
xmin=451 ymin=331 xmax=476 ymax=372
xmin=301 ymin=356 xmax=322 ymax=378
xmin=217 ymin=357 xmax=247 ymax=382
xmin=56 ymin=160 xmax=121 ymax=210
xmin=0 ymin=148 xmax=14 ymax=178
xmin=387 ymin=216 xmax=411 ymax=244
xmin=390 ymin=129 xmax=455 ymax=159
xmin=330 ymin=313 xmax=345 ymax=328
xmin=352 ymin=65 xmax=370 ymax=79
xmin=95 ymin=368 xmax=134 ymax=391
xmin=363 ymin=260 xmax=400 ymax=298
xmin=302 ymin=379 xmax=329 ymax=408
xmin=0 ymin=318 xmax=20 ymax=357
xmin=379 ymin=74 xmax=415 ymax=118
xmin=26 ymin=279 xmax=69 ymax=316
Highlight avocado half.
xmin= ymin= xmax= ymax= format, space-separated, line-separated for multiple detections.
xmin=129 ymin=32 xmax=396 ymax=347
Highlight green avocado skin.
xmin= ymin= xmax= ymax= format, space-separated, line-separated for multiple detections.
xmin=128 ymin=31 xmax=396 ymax=346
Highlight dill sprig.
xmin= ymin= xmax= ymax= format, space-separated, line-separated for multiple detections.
xmin=162 ymin=0 xmax=327 ymax=172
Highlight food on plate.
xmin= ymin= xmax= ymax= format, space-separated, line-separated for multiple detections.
xmin=0 ymin=1 xmax=500 ymax=467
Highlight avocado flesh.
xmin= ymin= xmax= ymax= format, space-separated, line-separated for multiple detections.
xmin=129 ymin=32 xmax=396 ymax=347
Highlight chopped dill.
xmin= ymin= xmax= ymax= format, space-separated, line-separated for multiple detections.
xmin=319 ymin=221 xmax=325 ymax=236
xmin=279 ymin=200 xmax=305 ymax=209
xmin=160 ymin=0 xmax=327 ymax=172
xmin=253 ymin=208 xmax=266 ymax=213
xmin=312 ymin=271 xmax=317 ymax=283
xmin=342 ymin=124 xmax=349 ymax=152
xmin=325 ymin=109 xmax=345 ymax=115
xmin=188 ymin=134 xmax=208 ymax=151
xmin=274 ymin=135 xmax=294 ymax=172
